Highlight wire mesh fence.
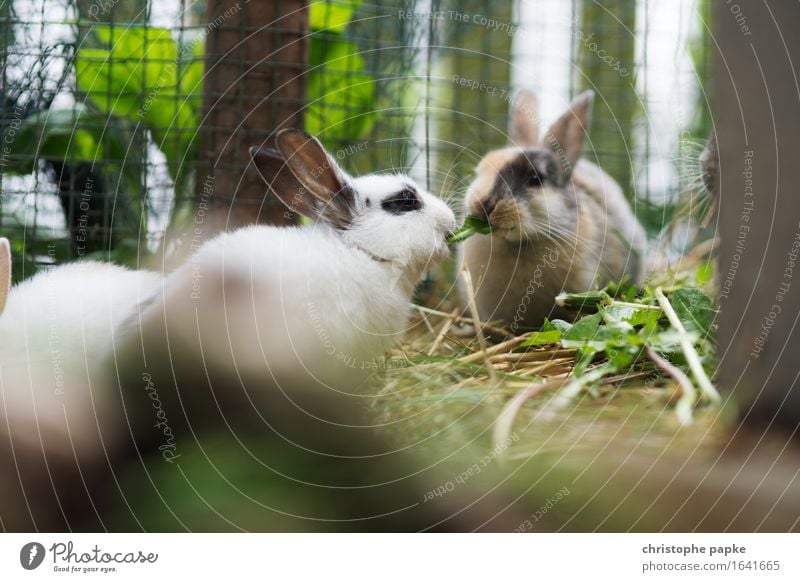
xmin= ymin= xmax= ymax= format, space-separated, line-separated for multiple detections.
xmin=0 ymin=0 xmax=712 ymax=280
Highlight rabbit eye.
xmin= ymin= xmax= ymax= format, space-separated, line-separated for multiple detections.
xmin=528 ymin=171 xmax=542 ymax=188
xmin=382 ymin=188 xmax=422 ymax=214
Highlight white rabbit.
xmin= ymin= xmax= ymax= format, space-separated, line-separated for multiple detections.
xmin=174 ymin=129 xmax=453 ymax=371
xmin=0 ymin=258 xmax=162 ymax=445
xmin=113 ymin=129 xmax=456 ymax=454
xmin=460 ymin=90 xmax=647 ymax=330
xmin=0 ymin=244 xmax=162 ymax=529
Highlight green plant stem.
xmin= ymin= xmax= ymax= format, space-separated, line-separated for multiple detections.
xmin=548 ymin=363 xmax=617 ymax=411
xmin=645 ymin=346 xmax=695 ymax=426
xmin=611 ymin=300 xmax=662 ymax=311
xmin=655 ymin=287 xmax=721 ymax=404
xmin=447 ymin=216 xmax=493 ymax=246
xmin=555 ymin=291 xmax=661 ymax=312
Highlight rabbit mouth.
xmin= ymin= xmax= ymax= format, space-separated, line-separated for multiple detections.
xmin=494 ymin=224 xmax=525 ymax=241
xmin=433 ymin=236 xmax=451 ymax=261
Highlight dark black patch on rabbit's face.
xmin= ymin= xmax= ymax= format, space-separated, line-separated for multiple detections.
xmin=491 ymin=149 xmax=564 ymax=202
xmin=381 ymin=186 xmax=423 ymax=214
xmin=471 ymin=148 xmax=578 ymax=227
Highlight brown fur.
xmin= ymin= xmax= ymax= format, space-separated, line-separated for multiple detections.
xmin=251 ymin=129 xmax=357 ymax=230
xmin=0 ymin=238 xmax=10 ymax=315
xmin=460 ymin=91 xmax=647 ymax=329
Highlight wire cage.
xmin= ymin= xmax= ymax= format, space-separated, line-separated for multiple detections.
xmin=6 ymin=0 xmax=800 ymax=538
xmin=0 ymin=0 xmax=712 ymax=282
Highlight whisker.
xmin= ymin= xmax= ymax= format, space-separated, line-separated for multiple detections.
xmin=532 ymin=220 xmax=628 ymax=276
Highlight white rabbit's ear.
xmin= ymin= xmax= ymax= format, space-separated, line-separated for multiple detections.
xmin=274 ymin=129 xmax=356 ymax=229
xmin=250 ymin=147 xmax=318 ymax=219
xmin=510 ymin=89 xmax=540 ymax=146
xmin=543 ymin=90 xmax=594 ymax=178
xmin=0 ymin=238 xmax=11 ymax=316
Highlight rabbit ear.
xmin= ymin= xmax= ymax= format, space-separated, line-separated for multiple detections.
xmin=510 ymin=89 xmax=540 ymax=146
xmin=274 ymin=129 xmax=356 ymax=229
xmin=543 ymin=90 xmax=594 ymax=178
xmin=0 ymin=238 xmax=11 ymax=316
xmin=250 ymin=147 xmax=318 ymax=219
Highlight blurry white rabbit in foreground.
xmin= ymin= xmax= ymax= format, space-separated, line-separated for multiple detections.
xmin=0 ymin=242 xmax=161 ymax=457
xmin=0 ymin=240 xmax=161 ymax=528
xmin=0 ymin=129 xmax=456 ymax=529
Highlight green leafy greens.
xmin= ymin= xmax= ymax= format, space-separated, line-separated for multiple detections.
xmin=447 ymin=215 xmax=493 ymax=246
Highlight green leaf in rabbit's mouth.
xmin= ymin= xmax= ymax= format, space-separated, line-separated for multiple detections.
xmin=446 ymin=215 xmax=493 ymax=246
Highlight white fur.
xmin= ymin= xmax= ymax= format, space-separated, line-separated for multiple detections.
xmin=0 ymin=262 xmax=162 ymax=458
xmin=347 ymin=174 xmax=455 ymax=276
xmin=139 ymin=171 xmax=456 ymax=384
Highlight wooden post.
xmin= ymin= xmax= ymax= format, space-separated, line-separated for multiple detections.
xmin=714 ymin=0 xmax=800 ymax=434
xmin=199 ymin=0 xmax=307 ymax=229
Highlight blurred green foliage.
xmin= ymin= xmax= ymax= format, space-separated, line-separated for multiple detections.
xmin=3 ymin=1 xmax=376 ymax=270
xmin=578 ymin=0 xmax=638 ymax=195
xmin=74 ymin=25 xmax=203 ymax=190
xmin=307 ymin=0 xmax=376 ymax=140
xmin=69 ymin=1 xmax=375 ymax=186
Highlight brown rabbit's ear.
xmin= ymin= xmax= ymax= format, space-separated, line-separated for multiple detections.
xmin=250 ymin=147 xmax=317 ymax=219
xmin=0 ymin=237 xmax=11 ymax=316
xmin=543 ymin=90 xmax=594 ymax=178
xmin=274 ymin=129 xmax=356 ymax=229
xmin=510 ymin=89 xmax=540 ymax=146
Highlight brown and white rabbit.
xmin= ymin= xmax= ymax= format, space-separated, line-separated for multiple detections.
xmin=460 ymin=90 xmax=647 ymax=329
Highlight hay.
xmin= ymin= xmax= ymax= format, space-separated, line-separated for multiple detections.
xmin=373 ymin=243 xmax=721 ymax=458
